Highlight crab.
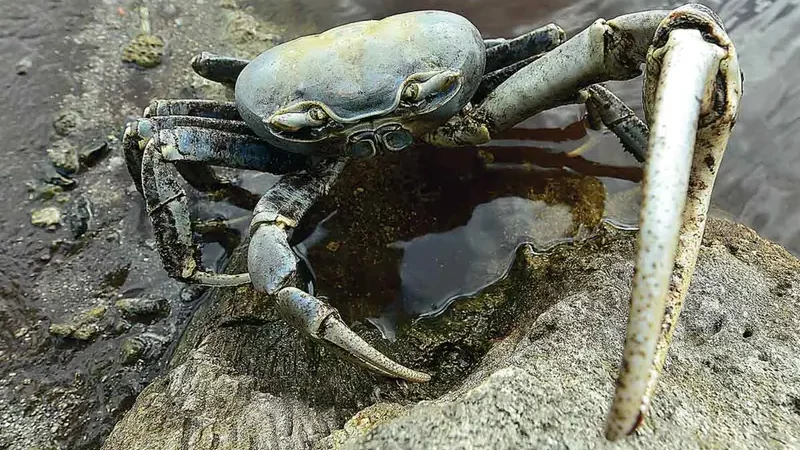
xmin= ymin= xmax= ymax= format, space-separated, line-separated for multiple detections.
xmin=123 ymin=3 xmax=742 ymax=440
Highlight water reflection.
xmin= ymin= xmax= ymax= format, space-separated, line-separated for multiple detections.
xmin=294 ymin=119 xmax=641 ymax=327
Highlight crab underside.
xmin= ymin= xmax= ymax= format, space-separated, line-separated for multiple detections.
xmin=123 ymin=3 xmax=742 ymax=440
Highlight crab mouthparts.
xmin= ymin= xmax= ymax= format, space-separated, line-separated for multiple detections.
xmin=347 ymin=124 xmax=414 ymax=158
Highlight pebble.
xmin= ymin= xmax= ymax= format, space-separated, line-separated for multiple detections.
xmin=31 ymin=207 xmax=62 ymax=230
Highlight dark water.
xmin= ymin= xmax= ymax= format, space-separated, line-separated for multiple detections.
xmin=241 ymin=0 xmax=800 ymax=325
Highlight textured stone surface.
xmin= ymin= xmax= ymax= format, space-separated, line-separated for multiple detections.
xmin=104 ymin=218 xmax=800 ymax=449
xmin=335 ymin=219 xmax=800 ymax=449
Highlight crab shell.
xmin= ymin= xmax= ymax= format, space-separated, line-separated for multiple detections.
xmin=235 ymin=11 xmax=486 ymax=155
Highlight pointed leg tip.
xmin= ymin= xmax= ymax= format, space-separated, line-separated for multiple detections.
xmin=605 ymin=410 xmax=644 ymax=441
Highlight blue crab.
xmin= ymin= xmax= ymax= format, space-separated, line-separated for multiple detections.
xmin=123 ymin=3 xmax=742 ymax=439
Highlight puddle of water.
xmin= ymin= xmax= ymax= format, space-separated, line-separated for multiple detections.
xmin=293 ymin=117 xmax=641 ymax=330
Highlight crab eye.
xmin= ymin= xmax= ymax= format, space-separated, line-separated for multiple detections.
xmin=402 ymin=71 xmax=460 ymax=103
xmin=307 ymin=106 xmax=328 ymax=123
xmin=402 ymin=83 xmax=421 ymax=102
xmin=269 ymin=106 xmax=329 ymax=132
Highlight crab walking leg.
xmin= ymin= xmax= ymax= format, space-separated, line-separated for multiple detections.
xmin=606 ymin=11 xmax=742 ymax=440
xmin=190 ymin=52 xmax=250 ymax=86
xmin=144 ymin=99 xmax=241 ymax=120
xmin=484 ymin=23 xmax=565 ymax=73
xmin=426 ymin=9 xmax=669 ymax=146
xmin=140 ymin=139 xmax=252 ymax=286
xmin=133 ymin=122 xmax=312 ymax=286
xmin=123 ymin=116 xmax=307 ymax=211
xmin=248 ymin=158 xmax=431 ymax=383
xmin=582 ymin=84 xmax=648 ymax=163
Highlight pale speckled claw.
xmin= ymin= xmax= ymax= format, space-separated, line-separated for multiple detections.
xmin=606 ymin=4 xmax=742 ymax=440
xmin=276 ymin=287 xmax=431 ymax=383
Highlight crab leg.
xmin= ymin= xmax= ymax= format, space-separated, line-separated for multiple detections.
xmin=248 ymin=158 xmax=431 ymax=383
xmin=483 ymin=24 xmax=565 ymax=73
xmin=607 ymin=8 xmax=742 ymax=439
xmin=426 ymin=9 xmax=668 ymax=147
xmin=128 ymin=113 xmax=313 ymax=286
xmin=581 ymin=84 xmax=648 ymax=163
xmin=190 ymin=52 xmax=250 ymax=86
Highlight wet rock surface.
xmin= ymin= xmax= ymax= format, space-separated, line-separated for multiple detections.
xmin=0 ymin=0 xmax=316 ymax=449
xmin=102 ymin=218 xmax=800 ymax=449
xmin=331 ymin=219 xmax=800 ymax=449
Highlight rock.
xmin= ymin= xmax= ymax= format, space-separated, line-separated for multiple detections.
xmin=66 ymin=195 xmax=93 ymax=238
xmin=120 ymin=333 xmax=170 ymax=365
xmin=15 ymin=56 xmax=33 ymax=75
xmin=26 ymin=180 xmax=63 ymax=201
xmin=33 ymin=162 xmax=77 ymax=189
xmin=47 ymin=143 xmax=80 ymax=175
xmin=48 ymin=305 xmax=108 ymax=342
xmin=114 ymin=297 xmax=170 ymax=322
xmin=31 ymin=207 xmax=62 ymax=230
xmin=121 ymin=34 xmax=165 ymax=68
xmin=72 ymin=323 xmax=100 ymax=341
xmin=316 ymin=403 xmax=410 ymax=449
xmin=103 ymin=219 xmax=800 ymax=449
xmin=331 ymin=219 xmax=800 ymax=449
xmin=78 ymin=138 xmax=110 ymax=167
xmin=52 ymin=111 xmax=78 ymax=137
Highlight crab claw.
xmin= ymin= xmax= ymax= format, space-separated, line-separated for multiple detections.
xmin=606 ymin=4 xmax=742 ymax=440
xmin=276 ymin=287 xmax=431 ymax=383
xmin=249 ymin=221 xmax=430 ymax=383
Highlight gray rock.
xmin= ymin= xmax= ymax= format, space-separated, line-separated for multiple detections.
xmin=103 ymin=219 xmax=800 ymax=449
xmin=334 ymin=219 xmax=800 ymax=450
xmin=114 ymin=297 xmax=170 ymax=321
xmin=31 ymin=206 xmax=62 ymax=230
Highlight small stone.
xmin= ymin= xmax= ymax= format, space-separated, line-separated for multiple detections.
xmin=326 ymin=241 xmax=341 ymax=252
xmin=13 ymin=327 xmax=28 ymax=339
xmin=120 ymin=333 xmax=170 ymax=365
xmin=122 ymin=34 xmax=165 ymax=68
xmin=48 ymin=323 xmax=76 ymax=338
xmin=80 ymin=305 xmax=108 ymax=322
xmin=72 ymin=323 xmax=99 ymax=341
xmin=26 ymin=180 xmax=63 ymax=200
xmin=53 ymin=111 xmax=78 ymax=136
xmin=120 ymin=337 xmax=145 ymax=365
xmin=115 ymin=297 xmax=170 ymax=321
xmin=78 ymin=138 xmax=110 ymax=167
xmin=34 ymin=162 xmax=76 ymax=189
xmin=179 ymin=285 xmax=206 ymax=303
xmin=47 ymin=143 xmax=80 ymax=175
xmin=67 ymin=195 xmax=93 ymax=238
xmin=14 ymin=56 xmax=32 ymax=75
xmin=31 ymin=207 xmax=62 ymax=230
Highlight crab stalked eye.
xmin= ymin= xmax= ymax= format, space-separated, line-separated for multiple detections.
xmin=402 ymin=70 xmax=461 ymax=103
xmin=307 ymin=106 xmax=328 ymax=122
xmin=402 ymin=83 xmax=421 ymax=102
xmin=269 ymin=106 xmax=329 ymax=132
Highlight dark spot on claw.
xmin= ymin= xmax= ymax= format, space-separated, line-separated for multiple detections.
xmin=627 ymin=411 xmax=646 ymax=435
xmin=742 ymin=327 xmax=754 ymax=338
xmin=704 ymin=154 xmax=716 ymax=172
